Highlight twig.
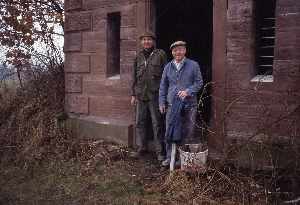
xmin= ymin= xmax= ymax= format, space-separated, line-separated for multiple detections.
xmin=284 ymin=196 xmax=300 ymax=204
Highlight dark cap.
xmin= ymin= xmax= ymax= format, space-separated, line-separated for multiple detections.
xmin=170 ymin=41 xmax=186 ymax=50
xmin=140 ymin=29 xmax=156 ymax=40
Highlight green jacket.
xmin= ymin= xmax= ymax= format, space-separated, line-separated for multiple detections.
xmin=131 ymin=48 xmax=168 ymax=100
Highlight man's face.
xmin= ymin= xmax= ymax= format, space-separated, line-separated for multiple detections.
xmin=172 ymin=46 xmax=186 ymax=62
xmin=141 ymin=37 xmax=155 ymax=51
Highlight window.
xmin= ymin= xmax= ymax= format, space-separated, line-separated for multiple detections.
xmin=256 ymin=0 xmax=276 ymax=76
xmin=106 ymin=12 xmax=121 ymax=79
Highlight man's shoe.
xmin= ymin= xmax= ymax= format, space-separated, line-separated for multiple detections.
xmin=162 ymin=157 xmax=171 ymax=166
xmin=130 ymin=149 xmax=148 ymax=159
xmin=156 ymin=152 xmax=166 ymax=161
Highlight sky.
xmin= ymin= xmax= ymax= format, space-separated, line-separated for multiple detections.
xmin=0 ymin=24 xmax=64 ymax=66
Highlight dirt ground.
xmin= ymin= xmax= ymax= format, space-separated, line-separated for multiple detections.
xmin=1 ymin=142 xmax=299 ymax=205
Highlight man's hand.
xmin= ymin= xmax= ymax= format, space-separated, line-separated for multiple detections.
xmin=159 ymin=106 xmax=166 ymax=114
xmin=131 ymin=96 xmax=136 ymax=106
xmin=178 ymin=91 xmax=187 ymax=99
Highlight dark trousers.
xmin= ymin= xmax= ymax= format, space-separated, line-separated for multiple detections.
xmin=136 ymin=96 xmax=165 ymax=153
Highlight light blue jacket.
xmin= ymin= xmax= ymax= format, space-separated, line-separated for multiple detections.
xmin=159 ymin=57 xmax=203 ymax=107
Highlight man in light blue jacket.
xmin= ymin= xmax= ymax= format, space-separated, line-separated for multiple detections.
xmin=159 ymin=41 xmax=203 ymax=166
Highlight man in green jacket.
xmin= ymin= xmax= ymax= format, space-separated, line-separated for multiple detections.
xmin=130 ymin=29 xmax=168 ymax=161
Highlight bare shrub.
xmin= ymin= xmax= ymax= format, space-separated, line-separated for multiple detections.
xmin=0 ymin=64 xmax=299 ymax=204
xmin=189 ymin=81 xmax=300 ymax=204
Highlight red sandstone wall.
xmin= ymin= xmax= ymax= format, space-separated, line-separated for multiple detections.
xmin=63 ymin=0 xmax=300 ymax=149
xmin=224 ymin=0 xmax=300 ymax=137
xmin=63 ymin=0 xmax=152 ymax=122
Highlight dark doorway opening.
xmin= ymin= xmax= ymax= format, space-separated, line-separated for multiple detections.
xmin=154 ymin=0 xmax=213 ymax=126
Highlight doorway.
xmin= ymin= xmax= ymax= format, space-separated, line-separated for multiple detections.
xmin=154 ymin=0 xmax=213 ymax=124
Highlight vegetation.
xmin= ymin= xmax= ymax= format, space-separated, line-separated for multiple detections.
xmin=0 ymin=0 xmax=63 ymax=86
xmin=0 ymin=0 xmax=299 ymax=204
xmin=1 ymin=67 xmax=299 ymax=204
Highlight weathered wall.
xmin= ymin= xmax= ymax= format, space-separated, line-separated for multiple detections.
xmin=63 ymin=0 xmax=154 ymax=147
xmin=210 ymin=0 xmax=300 ymax=152
xmin=63 ymin=0 xmax=300 ymax=154
xmin=224 ymin=0 xmax=300 ymax=135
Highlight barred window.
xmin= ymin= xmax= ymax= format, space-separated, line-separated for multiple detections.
xmin=257 ymin=0 xmax=276 ymax=75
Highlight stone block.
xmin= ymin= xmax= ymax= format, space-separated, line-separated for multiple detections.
xmin=65 ymin=11 xmax=91 ymax=32
xmin=226 ymin=117 xmax=247 ymax=133
xmin=120 ymin=27 xmax=137 ymax=40
xmin=66 ymin=114 xmax=134 ymax=147
xmin=227 ymin=60 xmax=250 ymax=74
xmin=273 ymin=60 xmax=300 ymax=76
xmin=226 ymin=117 xmax=266 ymax=134
xmin=82 ymin=75 xmax=106 ymax=85
xmin=253 ymin=91 xmax=289 ymax=104
xmin=228 ymin=0 xmax=252 ymax=4
xmin=227 ymin=19 xmax=252 ymax=32
xmin=225 ymin=89 xmax=291 ymax=105
xmin=277 ymin=13 xmax=300 ymax=29
xmin=65 ymin=75 xmax=82 ymax=93
xmin=120 ymin=62 xmax=133 ymax=74
xmin=227 ymin=32 xmax=252 ymax=47
xmin=89 ymin=99 xmax=135 ymax=121
xmin=275 ymin=46 xmax=300 ymax=60
xmin=228 ymin=2 xmax=252 ymax=19
xmin=120 ymin=73 xmax=132 ymax=85
xmin=227 ymin=135 xmax=300 ymax=170
xmin=121 ymin=50 xmax=136 ymax=62
xmin=227 ymin=115 xmax=295 ymax=137
xmin=90 ymin=53 xmax=107 ymax=73
xmin=82 ymin=41 xmax=106 ymax=53
xmin=83 ymin=0 xmax=130 ymax=10
xmin=92 ymin=8 xmax=107 ymax=20
xmin=226 ymin=75 xmax=253 ymax=90
xmin=65 ymin=54 xmax=90 ymax=73
xmin=83 ymin=31 xmax=106 ymax=41
xmin=227 ymin=104 xmax=264 ymax=118
xmin=65 ymin=94 xmax=89 ymax=114
xmin=90 ymin=96 xmax=129 ymax=108
xmin=276 ymin=30 xmax=300 ymax=45
xmin=121 ymin=4 xmax=136 ymax=16
xmin=226 ymin=90 xmax=254 ymax=103
xmin=121 ymin=15 xmax=136 ymax=27
xmin=273 ymin=76 xmax=300 ymax=92
xmin=227 ymin=46 xmax=251 ymax=61
xmin=64 ymin=0 xmax=82 ymax=11
xmin=64 ymin=34 xmax=82 ymax=51
xmin=120 ymin=40 xmax=136 ymax=50
xmin=93 ymin=19 xmax=106 ymax=31
xmin=276 ymin=0 xmax=300 ymax=14
xmin=83 ymin=82 xmax=130 ymax=95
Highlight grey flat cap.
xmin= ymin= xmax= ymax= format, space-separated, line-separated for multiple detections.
xmin=140 ymin=29 xmax=156 ymax=40
xmin=170 ymin=41 xmax=186 ymax=50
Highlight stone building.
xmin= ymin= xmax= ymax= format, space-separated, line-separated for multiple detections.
xmin=64 ymin=0 xmax=300 ymax=161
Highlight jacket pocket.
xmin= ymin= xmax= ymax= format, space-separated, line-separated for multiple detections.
xmin=137 ymin=63 xmax=145 ymax=83
xmin=150 ymin=63 xmax=162 ymax=74
xmin=151 ymin=73 xmax=162 ymax=85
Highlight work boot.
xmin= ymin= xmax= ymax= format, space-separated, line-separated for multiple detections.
xmin=156 ymin=152 xmax=166 ymax=161
xmin=162 ymin=157 xmax=171 ymax=166
xmin=130 ymin=149 xmax=148 ymax=159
